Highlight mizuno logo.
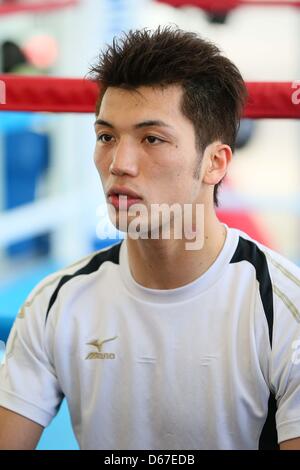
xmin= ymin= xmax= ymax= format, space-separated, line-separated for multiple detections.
xmin=85 ymin=336 xmax=118 ymax=360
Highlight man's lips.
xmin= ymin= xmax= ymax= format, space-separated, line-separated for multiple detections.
xmin=107 ymin=185 xmax=142 ymax=198
xmin=107 ymin=193 xmax=143 ymax=210
xmin=106 ymin=186 xmax=143 ymax=209
xmin=108 ymin=195 xmax=143 ymax=210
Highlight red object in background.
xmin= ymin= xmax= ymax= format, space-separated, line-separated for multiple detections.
xmin=0 ymin=76 xmax=299 ymax=116
xmin=156 ymin=0 xmax=300 ymax=12
xmin=217 ymin=209 xmax=274 ymax=248
xmin=22 ymin=34 xmax=58 ymax=69
xmin=0 ymin=0 xmax=78 ymax=16
xmin=0 ymin=75 xmax=97 ymax=113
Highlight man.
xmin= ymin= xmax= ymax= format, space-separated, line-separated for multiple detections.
xmin=0 ymin=26 xmax=300 ymax=450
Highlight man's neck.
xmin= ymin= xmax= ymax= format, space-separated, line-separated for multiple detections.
xmin=126 ymin=215 xmax=227 ymax=290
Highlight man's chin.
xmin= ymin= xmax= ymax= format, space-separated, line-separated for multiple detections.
xmin=110 ymin=218 xmax=161 ymax=239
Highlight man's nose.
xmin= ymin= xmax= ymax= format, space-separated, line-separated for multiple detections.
xmin=109 ymin=138 xmax=139 ymax=177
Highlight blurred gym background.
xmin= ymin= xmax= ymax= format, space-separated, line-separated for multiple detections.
xmin=0 ymin=0 xmax=298 ymax=449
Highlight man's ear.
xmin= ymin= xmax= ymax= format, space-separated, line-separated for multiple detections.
xmin=202 ymin=142 xmax=232 ymax=186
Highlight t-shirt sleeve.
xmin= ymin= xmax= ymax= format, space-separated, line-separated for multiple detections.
xmin=0 ymin=275 xmax=64 ymax=427
xmin=266 ymin=253 xmax=300 ymax=444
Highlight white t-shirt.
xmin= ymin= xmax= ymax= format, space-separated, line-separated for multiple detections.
xmin=1 ymin=225 xmax=300 ymax=450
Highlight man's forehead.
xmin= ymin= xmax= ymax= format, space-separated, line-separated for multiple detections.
xmin=98 ymin=84 xmax=184 ymax=121
xmin=101 ymin=84 xmax=182 ymax=107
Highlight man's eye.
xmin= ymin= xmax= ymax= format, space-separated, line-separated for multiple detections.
xmin=97 ymin=134 xmax=113 ymax=143
xmin=145 ymin=136 xmax=164 ymax=144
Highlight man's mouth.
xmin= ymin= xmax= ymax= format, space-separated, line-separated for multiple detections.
xmin=107 ymin=193 xmax=143 ymax=210
xmin=106 ymin=186 xmax=143 ymax=210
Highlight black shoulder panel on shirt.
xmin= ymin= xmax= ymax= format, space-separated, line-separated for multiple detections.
xmin=230 ymin=236 xmax=278 ymax=450
xmin=229 ymin=236 xmax=274 ymax=348
xmin=45 ymin=241 xmax=122 ymax=324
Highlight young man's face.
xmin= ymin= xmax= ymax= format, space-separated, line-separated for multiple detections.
xmin=93 ymin=84 xmax=210 ymax=235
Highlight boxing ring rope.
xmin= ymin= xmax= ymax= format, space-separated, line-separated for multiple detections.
xmin=156 ymin=0 xmax=300 ymax=13
xmin=0 ymin=0 xmax=78 ymax=16
xmin=0 ymin=75 xmax=299 ymax=247
xmin=0 ymin=75 xmax=299 ymax=118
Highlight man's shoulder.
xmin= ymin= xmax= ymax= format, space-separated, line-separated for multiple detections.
xmin=253 ymin=237 xmax=300 ymax=286
xmin=232 ymin=227 xmax=300 ymax=281
xmin=233 ymin=228 xmax=300 ymax=316
xmin=259 ymin=244 xmax=300 ymax=323
xmin=22 ymin=241 xmax=123 ymax=314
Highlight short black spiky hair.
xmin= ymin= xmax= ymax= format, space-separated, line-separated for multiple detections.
xmin=89 ymin=26 xmax=247 ymax=206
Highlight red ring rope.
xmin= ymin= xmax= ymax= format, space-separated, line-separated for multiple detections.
xmin=156 ymin=0 xmax=300 ymax=12
xmin=0 ymin=0 xmax=78 ymax=15
xmin=0 ymin=75 xmax=299 ymax=118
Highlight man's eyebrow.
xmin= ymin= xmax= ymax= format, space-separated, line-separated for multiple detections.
xmin=94 ymin=119 xmax=114 ymax=128
xmin=94 ymin=118 xmax=174 ymax=130
xmin=134 ymin=119 xmax=175 ymax=130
